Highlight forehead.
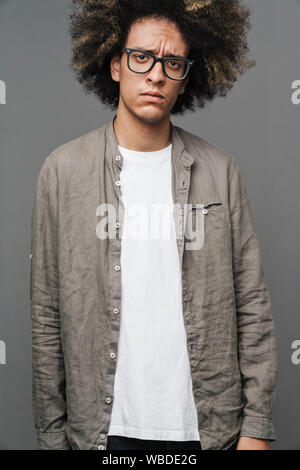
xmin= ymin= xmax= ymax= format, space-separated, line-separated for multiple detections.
xmin=126 ymin=17 xmax=189 ymax=57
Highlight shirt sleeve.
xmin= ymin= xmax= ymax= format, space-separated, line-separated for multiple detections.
xmin=30 ymin=154 xmax=72 ymax=450
xmin=229 ymin=161 xmax=278 ymax=441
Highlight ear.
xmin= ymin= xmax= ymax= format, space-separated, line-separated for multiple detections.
xmin=110 ymin=53 xmax=122 ymax=83
xmin=179 ymin=75 xmax=190 ymax=95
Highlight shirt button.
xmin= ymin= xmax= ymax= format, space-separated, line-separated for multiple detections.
xmin=114 ymin=265 xmax=120 ymax=271
xmin=116 ymin=155 xmax=121 ymax=162
xmin=98 ymin=444 xmax=105 ymax=450
xmin=105 ymin=397 xmax=112 ymax=404
xmin=100 ymin=434 xmax=106 ymax=440
xmin=110 ymin=352 xmax=116 ymax=359
xmin=113 ymin=308 xmax=119 ymax=315
xmin=115 ymin=222 xmax=121 ymax=229
xmin=203 ymin=209 xmax=208 ymax=215
xmin=29 ymin=253 xmax=32 ymax=260
xmin=115 ymin=180 xmax=121 ymax=187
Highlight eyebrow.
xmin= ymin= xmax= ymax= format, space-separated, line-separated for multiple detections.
xmin=133 ymin=47 xmax=186 ymax=59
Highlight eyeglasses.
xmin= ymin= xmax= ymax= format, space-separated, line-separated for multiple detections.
xmin=124 ymin=48 xmax=195 ymax=81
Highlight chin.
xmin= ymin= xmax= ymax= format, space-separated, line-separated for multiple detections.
xmin=135 ymin=108 xmax=167 ymax=125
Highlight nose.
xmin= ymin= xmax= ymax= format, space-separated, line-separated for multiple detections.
xmin=147 ymin=60 xmax=165 ymax=82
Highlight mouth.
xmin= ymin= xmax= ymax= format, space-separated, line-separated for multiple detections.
xmin=140 ymin=93 xmax=164 ymax=103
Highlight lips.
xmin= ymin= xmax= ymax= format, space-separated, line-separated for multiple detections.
xmin=144 ymin=93 xmax=163 ymax=98
xmin=140 ymin=93 xmax=164 ymax=103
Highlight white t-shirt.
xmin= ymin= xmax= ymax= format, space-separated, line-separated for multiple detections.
xmin=107 ymin=142 xmax=200 ymax=441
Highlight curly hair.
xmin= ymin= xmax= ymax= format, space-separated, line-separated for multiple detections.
xmin=68 ymin=0 xmax=255 ymax=115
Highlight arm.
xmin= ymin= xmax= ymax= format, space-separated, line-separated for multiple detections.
xmin=229 ymin=161 xmax=278 ymax=447
xmin=30 ymin=155 xmax=71 ymax=450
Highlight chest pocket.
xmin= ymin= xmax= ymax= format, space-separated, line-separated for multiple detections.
xmin=184 ymin=200 xmax=225 ymax=251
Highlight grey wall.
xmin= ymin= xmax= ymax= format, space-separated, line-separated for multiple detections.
xmin=0 ymin=0 xmax=299 ymax=450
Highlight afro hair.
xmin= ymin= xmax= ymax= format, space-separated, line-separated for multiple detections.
xmin=68 ymin=0 xmax=255 ymax=115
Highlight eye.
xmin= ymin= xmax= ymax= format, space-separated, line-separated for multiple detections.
xmin=168 ymin=60 xmax=179 ymax=68
xmin=133 ymin=53 xmax=149 ymax=62
xmin=166 ymin=59 xmax=184 ymax=71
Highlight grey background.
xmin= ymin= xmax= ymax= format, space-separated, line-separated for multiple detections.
xmin=0 ymin=0 xmax=299 ymax=450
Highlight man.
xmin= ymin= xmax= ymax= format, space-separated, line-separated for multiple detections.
xmin=30 ymin=0 xmax=278 ymax=451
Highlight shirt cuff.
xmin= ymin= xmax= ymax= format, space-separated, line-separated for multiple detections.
xmin=240 ymin=415 xmax=277 ymax=441
xmin=36 ymin=430 xmax=72 ymax=450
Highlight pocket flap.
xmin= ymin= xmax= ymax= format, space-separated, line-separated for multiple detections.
xmin=187 ymin=200 xmax=223 ymax=211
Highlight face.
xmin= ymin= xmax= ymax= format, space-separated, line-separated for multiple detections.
xmin=110 ymin=17 xmax=191 ymax=124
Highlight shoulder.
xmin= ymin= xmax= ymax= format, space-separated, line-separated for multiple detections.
xmin=35 ymin=124 xmax=107 ymax=190
xmin=45 ymin=125 xmax=105 ymax=170
xmin=174 ymin=124 xmax=239 ymax=180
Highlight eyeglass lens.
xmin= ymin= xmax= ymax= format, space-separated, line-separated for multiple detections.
xmin=129 ymin=51 xmax=188 ymax=79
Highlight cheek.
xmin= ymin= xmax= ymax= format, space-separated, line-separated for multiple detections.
xmin=168 ymin=85 xmax=183 ymax=103
xmin=119 ymin=74 xmax=138 ymax=99
xmin=119 ymin=62 xmax=137 ymax=92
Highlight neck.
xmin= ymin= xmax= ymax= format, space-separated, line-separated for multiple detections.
xmin=113 ymin=106 xmax=172 ymax=152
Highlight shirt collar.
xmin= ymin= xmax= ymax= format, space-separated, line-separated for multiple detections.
xmin=104 ymin=114 xmax=195 ymax=169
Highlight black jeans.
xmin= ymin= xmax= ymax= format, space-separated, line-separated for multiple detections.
xmin=107 ymin=435 xmax=239 ymax=451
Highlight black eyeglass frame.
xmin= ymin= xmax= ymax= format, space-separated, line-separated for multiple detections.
xmin=124 ymin=48 xmax=195 ymax=81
